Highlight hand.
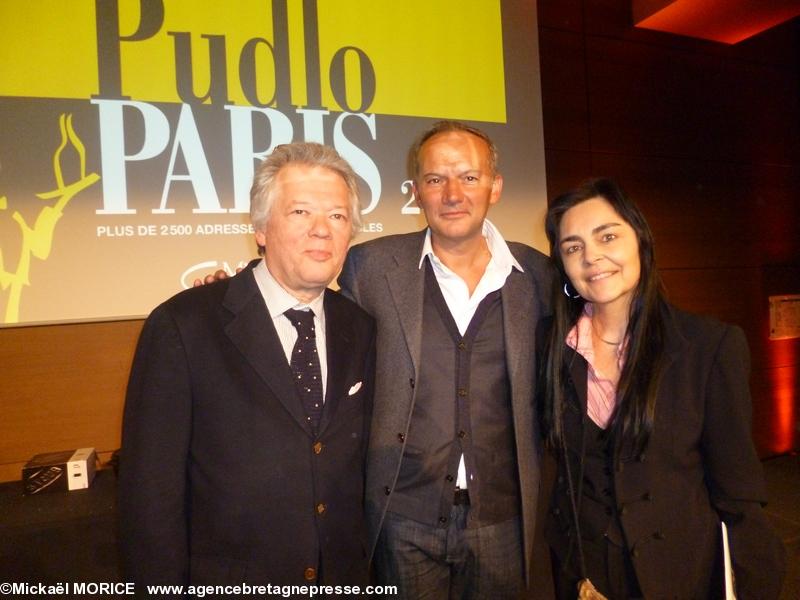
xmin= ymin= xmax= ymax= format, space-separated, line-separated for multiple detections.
xmin=192 ymin=268 xmax=239 ymax=287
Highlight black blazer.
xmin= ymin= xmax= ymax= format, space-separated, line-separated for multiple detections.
xmin=119 ymin=261 xmax=376 ymax=588
xmin=543 ymin=304 xmax=786 ymax=599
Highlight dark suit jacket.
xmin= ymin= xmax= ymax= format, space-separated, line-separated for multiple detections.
xmin=338 ymin=230 xmax=552 ymax=585
xmin=544 ymin=304 xmax=786 ymax=599
xmin=119 ymin=261 xmax=376 ymax=589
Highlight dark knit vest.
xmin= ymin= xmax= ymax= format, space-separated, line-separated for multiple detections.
xmin=388 ymin=261 xmax=521 ymax=527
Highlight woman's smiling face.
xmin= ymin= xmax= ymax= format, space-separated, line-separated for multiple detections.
xmin=558 ymin=196 xmax=642 ymax=311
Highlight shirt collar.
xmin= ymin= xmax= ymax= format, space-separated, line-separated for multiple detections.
xmin=253 ymin=259 xmax=325 ymax=319
xmin=417 ymin=219 xmax=523 ymax=272
xmin=566 ymin=303 xmax=627 ymax=362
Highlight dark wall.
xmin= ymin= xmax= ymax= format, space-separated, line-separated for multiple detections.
xmin=538 ymin=0 xmax=800 ymax=455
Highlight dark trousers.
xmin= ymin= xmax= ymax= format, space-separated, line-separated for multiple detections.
xmin=373 ymin=506 xmax=525 ymax=600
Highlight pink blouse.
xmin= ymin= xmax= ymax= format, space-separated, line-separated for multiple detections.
xmin=565 ymin=304 xmax=627 ymax=429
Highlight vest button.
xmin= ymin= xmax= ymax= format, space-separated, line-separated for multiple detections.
xmin=304 ymin=567 xmax=316 ymax=581
xmin=316 ymin=502 xmax=326 ymax=514
xmin=457 ymin=388 xmax=467 ymax=397
xmin=438 ymin=516 xmax=447 ymax=524
xmin=445 ymin=474 xmax=454 ymax=482
xmin=397 ymin=433 xmax=405 ymax=442
xmin=458 ymin=430 xmax=467 ymax=439
xmin=458 ymin=341 xmax=467 ymax=350
xmin=313 ymin=442 xmax=323 ymax=454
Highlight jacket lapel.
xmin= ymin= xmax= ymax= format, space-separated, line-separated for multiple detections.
xmin=661 ymin=303 xmax=686 ymax=375
xmin=566 ymin=346 xmax=589 ymax=414
xmin=385 ymin=234 xmax=426 ymax=378
xmin=222 ymin=265 xmax=313 ymax=437
xmin=318 ymin=290 xmax=351 ymax=435
xmin=501 ymin=267 xmax=537 ymax=392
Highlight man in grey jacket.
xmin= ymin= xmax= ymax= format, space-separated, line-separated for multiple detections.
xmin=339 ymin=121 xmax=551 ymax=599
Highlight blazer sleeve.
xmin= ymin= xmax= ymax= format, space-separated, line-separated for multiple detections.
xmin=701 ymin=325 xmax=786 ymax=599
xmin=118 ymin=303 xmax=192 ymax=586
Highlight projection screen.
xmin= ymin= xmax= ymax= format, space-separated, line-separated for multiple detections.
xmin=0 ymin=0 xmax=546 ymax=326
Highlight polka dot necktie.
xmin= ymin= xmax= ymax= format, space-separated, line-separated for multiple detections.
xmin=285 ymin=308 xmax=323 ymax=434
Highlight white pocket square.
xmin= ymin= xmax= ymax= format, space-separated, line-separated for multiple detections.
xmin=348 ymin=381 xmax=363 ymax=396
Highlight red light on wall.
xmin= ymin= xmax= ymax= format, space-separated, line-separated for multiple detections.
xmin=767 ymin=342 xmax=797 ymax=455
xmin=633 ymin=0 xmax=800 ymax=44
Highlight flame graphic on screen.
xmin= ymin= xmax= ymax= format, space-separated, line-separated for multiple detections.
xmin=0 ymin=114 xmax=100 ymax=323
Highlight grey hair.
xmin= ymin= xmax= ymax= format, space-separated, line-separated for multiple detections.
xmin=250 ymin=142 xmax=362 ymax=245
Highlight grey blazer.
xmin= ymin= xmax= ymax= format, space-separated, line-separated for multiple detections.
xmin=338 ymin=229 xmax=552 ymax=584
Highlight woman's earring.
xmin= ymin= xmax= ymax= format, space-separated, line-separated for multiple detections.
xmin=563 ymin=282 xmax=581 ymax=299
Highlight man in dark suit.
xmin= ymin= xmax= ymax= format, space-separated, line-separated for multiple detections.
xmin=119 ymin=142 xmax=376 ymax=591
xmin=338 ymin=121 xmax=552 ymax=598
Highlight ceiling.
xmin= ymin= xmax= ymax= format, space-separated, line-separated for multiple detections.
xmin=633 ymin=0 xmax=800 ymax=44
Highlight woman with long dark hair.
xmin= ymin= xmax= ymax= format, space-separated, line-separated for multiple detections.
xmin=539 ymin=178 xmax=785 ymax=599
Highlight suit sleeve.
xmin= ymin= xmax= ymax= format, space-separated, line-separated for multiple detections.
xmin=701 ymin=325 xmax=786 ymax=599
xmin=118 ymin=304 xmax=192 ymax=587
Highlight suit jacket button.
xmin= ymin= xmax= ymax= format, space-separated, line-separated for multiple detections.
xmin=313 ymin=442 xmax=323 ymax=454
xmin=397 ymin=433 xmax=405 ymax=442
xmin=653 ymin=531 xmax=665 ymax=540
xmin=316 ymin=502 xmax=326 ymax=514
xmin=384 ymin=486 xmax=391 ymax=495
xmin=630 ymin=547 xmax=639 ymax=558
xmin=439 ymin=516 xmax=447 ymax=524
xmin=619 ymin=504 xmax=627 ymax=516
xmin=304 ymin=567 xmax=316 ymax=581
xmin=446 ymin=474 xmax=454 ymax=482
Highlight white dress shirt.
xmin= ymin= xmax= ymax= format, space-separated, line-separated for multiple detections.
xmin=418 ymin=219 xmax=524 ymax=488
xmin=252 ymin=260 xmax=328 ymax=400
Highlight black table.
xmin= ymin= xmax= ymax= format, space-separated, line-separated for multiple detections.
xmin=0 ymin=469 xmax=120 ymax=584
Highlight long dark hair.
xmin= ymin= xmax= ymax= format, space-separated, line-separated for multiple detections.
xmin=541 ymin=178 xmax=666 ymax=458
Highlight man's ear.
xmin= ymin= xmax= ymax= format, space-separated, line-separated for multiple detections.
xmin=490 ymin=174 xmax=503 ymax=205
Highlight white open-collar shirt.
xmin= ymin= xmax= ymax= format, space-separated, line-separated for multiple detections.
xmin=419 ymin=219 xmax=523 ymax=488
